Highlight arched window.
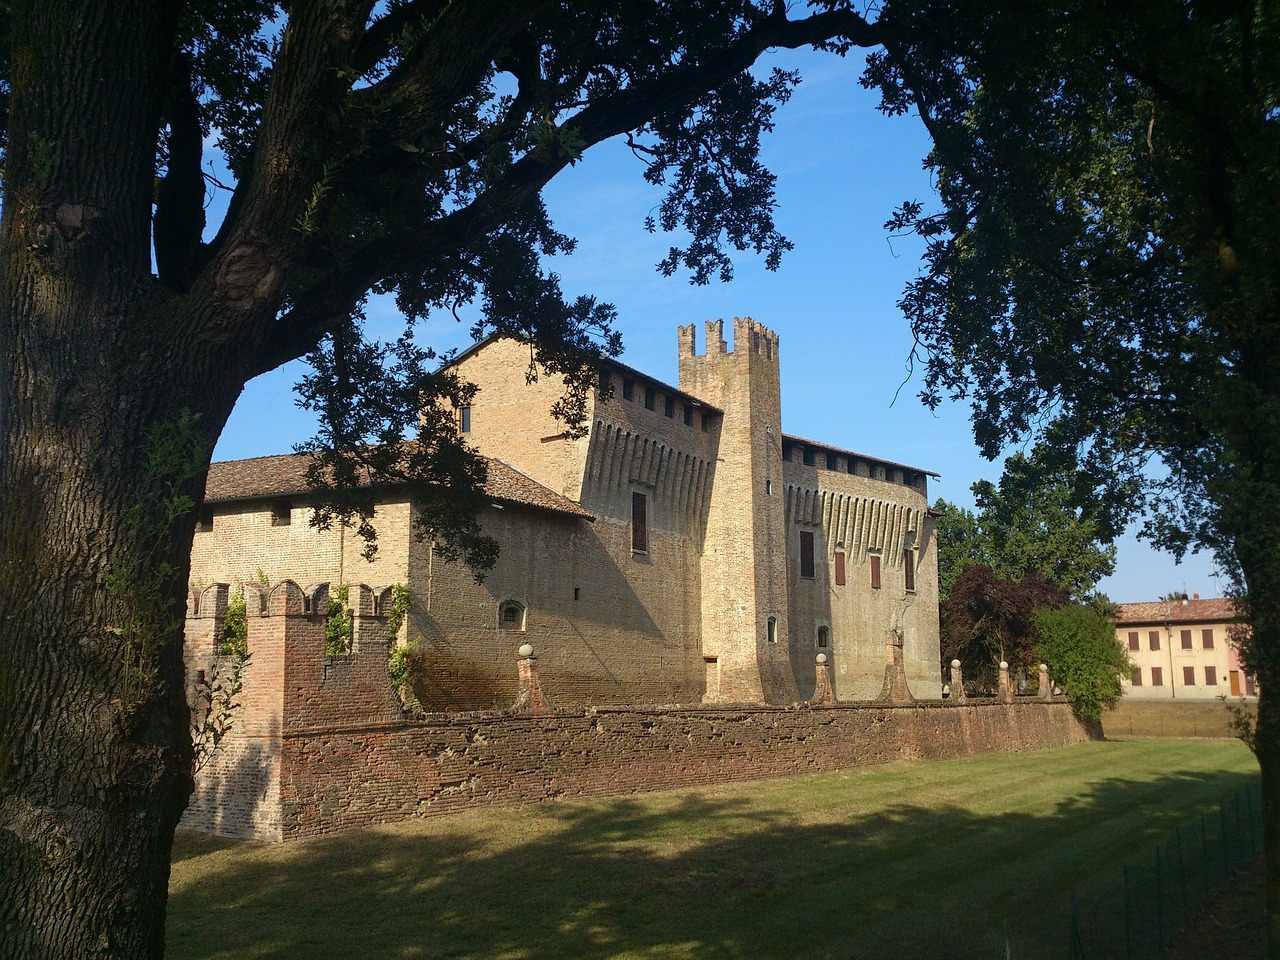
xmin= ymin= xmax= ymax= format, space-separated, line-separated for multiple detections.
xmin=817 ymin=626 xmax=829 ymax=649
xmin=767 ymin=617 xmax=777 ymax=644
xmin=498 ymin=600 xmax=526 ymax=632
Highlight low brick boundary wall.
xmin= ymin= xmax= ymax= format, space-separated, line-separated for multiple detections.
xmin=274 ymin=700 xmax=1092 ymax=841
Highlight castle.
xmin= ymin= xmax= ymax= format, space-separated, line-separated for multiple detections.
xmin=181 ymin=318 xmax=1100 ymax=843
xmin=190 ymin=318 xmax=942 ymax=709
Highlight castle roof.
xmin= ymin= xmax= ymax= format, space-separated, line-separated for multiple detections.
xmin=204 ymin=451 xmax=593 ymax=520
xmin=781 ymin=433 xmax=939 ymax=479
xmin=1114 ymin=597 xmax=1240 ymax=626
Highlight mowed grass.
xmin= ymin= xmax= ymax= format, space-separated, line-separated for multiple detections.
xmin=167 ymin=739 xmax=1257 ymax=960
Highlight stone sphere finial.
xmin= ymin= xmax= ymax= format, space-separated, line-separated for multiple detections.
xmin=999 ymin=661 xmax=1009 ymax=670
xmin=816 ymin=653 xmax=827 ymax=664
xmin=951 ymin=659 xmax=961 ymax=668
xmin=518 ymin=643 xmax=534 ymax=658
xmin=1040 ymin=663 xmax=1048 ymax=671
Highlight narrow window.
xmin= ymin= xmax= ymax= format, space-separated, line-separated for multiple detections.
xmin=270 ymin=498 xmax=292 ymax=527
xmin=1152 ymin=666 xmax=1164 ymax=687
xmin=799 ymin=531 xmax=816 ymax=579
xmin=631 ymin=491 xmax=648 ymax=553
xmin=701 ymin=412 xmax=710 ymax=432
xmin=1247 ymin=675 xmax=1258 ymax=696
xmin=498 ymin=600 xmax=525 ymax=632
xmin=1205 ymin=665 xmax=1218 ymax=686
xmin=644 ymin=386 xmax=656 ymax=410
xmin=1183 ymin=666 xmax=1195 ymax=687
xmin=664 ymin=395 xmax=675 ymax=418
xmin=459 ymin=405 xmax=471 ymax=433
xmin=834 ymin=551 xmax=846 ymax=586
xmin=1148 ymin=630 xmax=1160 ymax=652
xmin=1202 ymin=628 xmax=1215 ymax=649
xmin=622 ymin=378 xmax=634 ymax=401
xmin=767 ymin=617 xmax=777 ymax=643
xmin=598 ymin=369 xmax=612 ymax=397
xmin=197 ymin=507 xmax=214 ymax=532
xmin=1127 ymin=631 xmax=1140 ymax=651
xmin=870 ymin=555 xmax=882 ymax=590
xmin=817 ymin=626 xmax=829 ymax=649
xmin=765 ymin=479 xmax=772 ymax=495
xmin=683 ymin=405 xmax=693 ymax=426
xmin=904 ymin=549 xmax=916 ymax=592
xmin=1130 ymin=669 xmax=1143 ymax=687
xmin=1180 ymin=629 xmax=1192 ymax=650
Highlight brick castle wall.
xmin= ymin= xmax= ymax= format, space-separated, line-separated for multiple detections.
xmin=180 ymin=592 xmax=1093 ymax=842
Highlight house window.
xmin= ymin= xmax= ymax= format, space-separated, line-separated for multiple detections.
xmin=799 ymin=531 xmax=816 ymax=579
xmin=1180 ymin=629 xmax=1192 ymax=650
xmin=498 ymin=600 xmax=526 ymax=632
xmin=664 ymin=395 xmax=675 ymax=418
xmin=767 ymin=617 xmax=777 ymax=643
xmin=1202 ymin=629 xmax=1215 ymax=649
xmin=1148 ymin=630 xmax=1160 ymax=651
xmin=644 ymin=386 xmax=656 ymax=410
xmin=834 ymin=551 xmax=846 ymax=586
xmin=459 ymin=406 xmax=471 ymax=433
xmin=817 ymin=626 xmax=829 ymax=649
xmin=1205 ymin=665 xmax=1218 ymax=686
xmin=270 ymin=498 xmax=292 ymax=526
xmin=198 ymin=507 xmax=214 ymax=532
xmin=1247 ymin=675 xmax=1258 ymax=696
xmin=904 ymin=549 xmax=916 ymax=592
xmin=622 ymin=378 xmax=634 ymax=401
xmin=1127 ymin=631 xmax=1140 ymax=651
xmin=1152 ymin=666 xmax=1164 ymax=687
xmin=1131 ymin=669 xmax=1142 ymax=687
xmin=1183 ymin=666 xmax=1195 ymax=687
xmin=631 ymin=491 xmax=648 ymax=553
xmin=870 ymin=555 xmax=882 ymax=590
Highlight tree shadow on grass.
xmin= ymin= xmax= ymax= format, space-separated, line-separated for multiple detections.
xmin=166 ymin=765 xmax=1258 ymax=960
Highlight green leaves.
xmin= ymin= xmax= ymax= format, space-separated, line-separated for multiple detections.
xmin=1034 ymin=605 xmax=1130 ymax=721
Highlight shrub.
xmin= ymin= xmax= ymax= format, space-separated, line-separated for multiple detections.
xmin=1034 ymin=605 xmax=1130 ymax=720
xmin=325 ymin=584 xmax=352 ymax=656
xmin=219 ymin=588 xmax=249 ymax=659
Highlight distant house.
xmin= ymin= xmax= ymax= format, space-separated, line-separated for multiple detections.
xmin=1115 ymin=596 xmax=1256 ymax=700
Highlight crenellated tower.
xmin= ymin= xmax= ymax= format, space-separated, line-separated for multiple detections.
xmin=678 ymin=318 xmax=797 ymax=704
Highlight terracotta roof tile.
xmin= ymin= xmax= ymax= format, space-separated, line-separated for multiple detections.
xmin=1114 ymin=597 xmax=1240 ymax=625
xmin=204 ymin=450 xmax=592 ymax=520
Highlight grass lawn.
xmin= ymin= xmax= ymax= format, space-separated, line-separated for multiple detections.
xmin=167 ymin=739 xmax=1258 ymax=960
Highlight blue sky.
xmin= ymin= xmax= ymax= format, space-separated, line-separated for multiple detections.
xmin=212 ymin=47 xmax=1222 ymax=603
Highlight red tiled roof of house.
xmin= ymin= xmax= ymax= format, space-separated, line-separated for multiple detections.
xmin=204 ymin=451 xmax=593 ymax=520
xmin=1114 ymin=597 xmax=1239 ymax=626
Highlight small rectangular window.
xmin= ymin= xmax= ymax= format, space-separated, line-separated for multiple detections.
xmin=270 ymin=499 xmax=292 ymax=527
xmin=826 ymin=453 xmax=839 ymax=471
xmin=1180 ymin=629 xmax=1192 ymax=650
xmin=683 ymin=405 xmax=693 ymax=426
xmin=904 ymin=549 xmax=916 ymax=592
xmin=664 ymin=396 xmax=675 ymax=418
xmin=799 ymin=531 xmax=815 ymax=579
xmin=622 ymin=378 xmax=634 ymax=401
xmin=1131 ymin=669 xmax=1142 ymax=687
xmin=834 ymin=551 xmax=846 ymax=586
xmin=644 ymin=386 xmax=656 ymax=410
xmin=198 ymin=507 xmax=214 ymax=532
xmin=1205 ymin=665 xmax=1218 ymax=686
xmin=459 ymin=406 xmax=471 ymax=433
xmin=802 ymin=448 xmax=816 ymax=466
xmin=1152 ymin=666 xmax=1164 ymax=687
xmin=1127 ymin=631 xmax=1140 ymax=651
xmin=631 ymin=491 xmax=648 ymax=553
xmin=783 ymin=444 xmax=793 ymax=462
xmin=1183 ymin=666 xmax=1195 ymax=687
xmin=598 ymin=369 xmax=612 ymax=397
xmin=701 ymin=412 xmax=710 ymax=432
xmin=1247 ymin=675 xmax=1258 ymax=696
xmin=1202 ymin=629 xmax=1215 ymax=649
xmin=1149 ymin=630 xmax=1161 ymax=651
xmin=870 ymin=555 xmax=881 ymax=590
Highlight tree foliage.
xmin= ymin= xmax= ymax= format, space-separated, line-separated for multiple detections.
xmin=864 ymin=0 xmax=1280 ymax=945
xmin=1033 ymin=605 xmax=1130 ymax=721
xmin=934 ymin=452 xmax=1116 ymax=601
xmin=940 ymin=564 xmax=1068 ymax=693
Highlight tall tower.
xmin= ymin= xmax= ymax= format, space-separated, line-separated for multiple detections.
xmin=678 ymin=318 xmax=797 ymax=704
